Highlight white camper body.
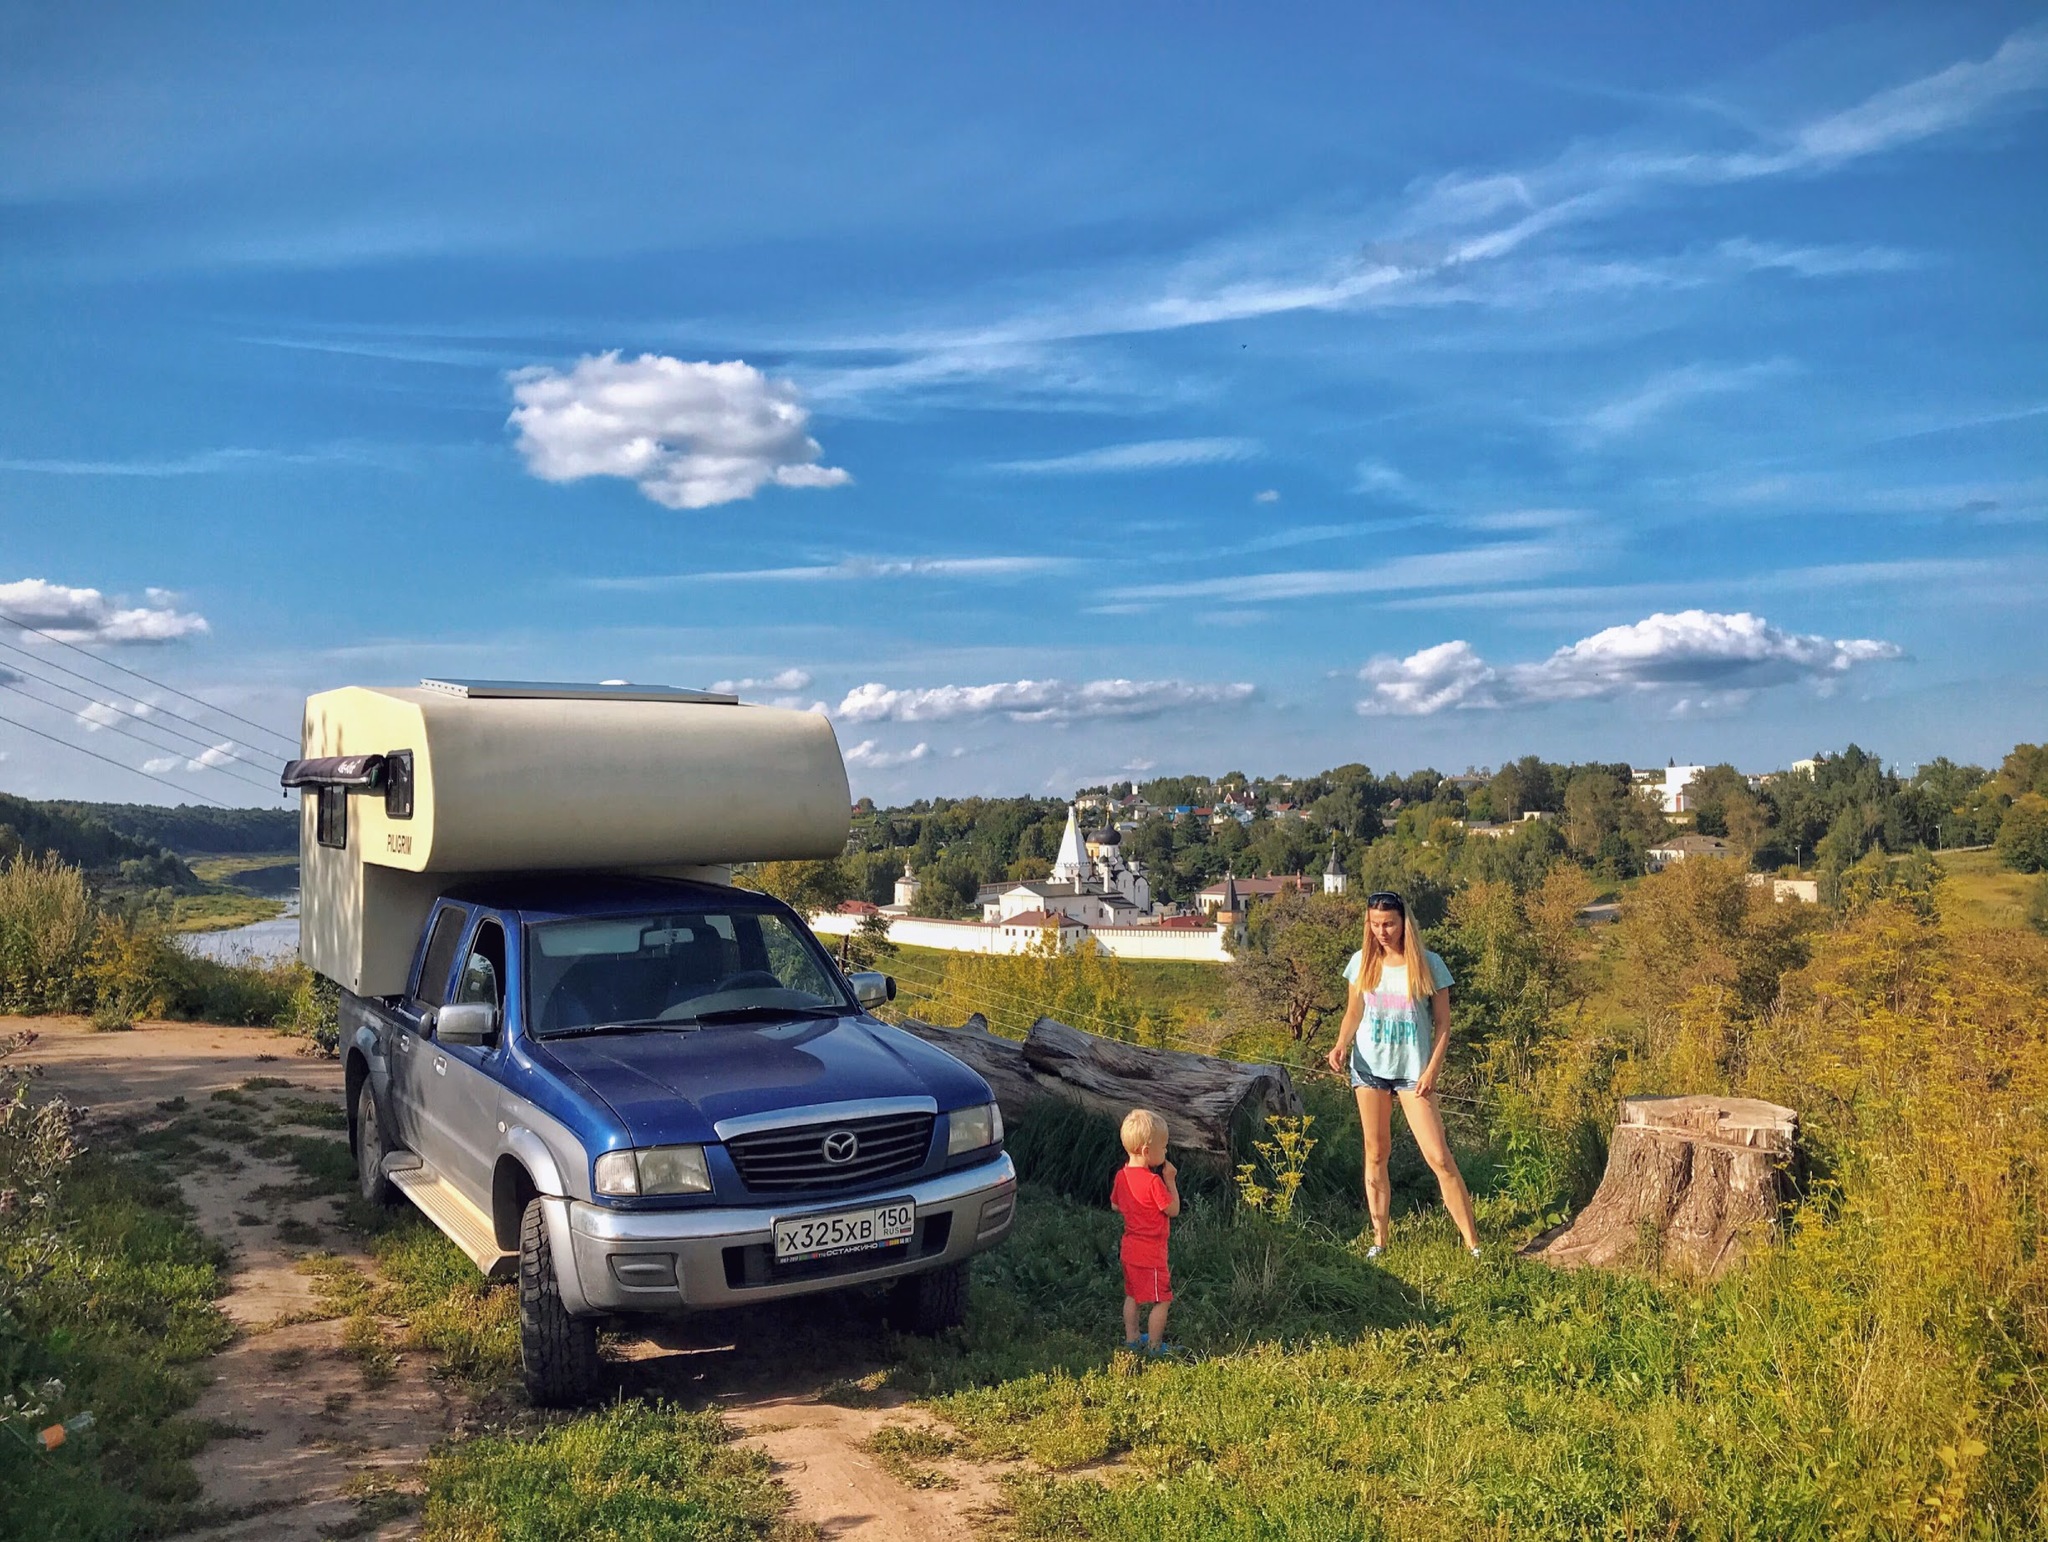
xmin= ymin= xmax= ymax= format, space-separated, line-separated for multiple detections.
xmin=293 ymin=680 xmax=850 ymax=996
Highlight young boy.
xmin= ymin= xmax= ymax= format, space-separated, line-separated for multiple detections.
xmin=1111 ymin=1107 xmax=1181 ymax=1352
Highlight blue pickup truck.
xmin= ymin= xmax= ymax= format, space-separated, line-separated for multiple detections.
xmin=342 ymin=872 xmax=1017 ymax=1405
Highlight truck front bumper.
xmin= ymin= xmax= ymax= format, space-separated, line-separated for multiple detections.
xmin=554 ymin=1152 xmax=1017 ymax=1314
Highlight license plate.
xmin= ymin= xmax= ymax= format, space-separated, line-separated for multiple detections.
xmin=773 ymin=1198 xmax=916 ymax=1262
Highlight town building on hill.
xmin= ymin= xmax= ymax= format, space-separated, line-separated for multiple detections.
xmin=1324 ymin=841 xmax=1346 ymax=895
xmin=1646 ymin=833 xmax=1734 ymax=871
xmin=977 ymin=804 xmax=1155 ymax=926
xmin=1194 ymin=873 xmax=1311 ymax=915
xmin=1634 ymin=761 xmax=1707 ymax=814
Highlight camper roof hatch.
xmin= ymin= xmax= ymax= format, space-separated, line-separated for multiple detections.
xmin=418 ymin=678 xmax=740 ymax=705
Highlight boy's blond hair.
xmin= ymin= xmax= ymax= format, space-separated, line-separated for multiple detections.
xmin=1120 ymin=1108 xmax=1167 ymax=1158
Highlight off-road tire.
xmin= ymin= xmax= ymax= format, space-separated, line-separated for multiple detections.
xmin=355 ymin=1080 xmax=397 ymax=1206
xmin=889 ymin=1260 xmax=969 ymax=1335
xmin=519 ymin=1198 xmax=600 ymax=1407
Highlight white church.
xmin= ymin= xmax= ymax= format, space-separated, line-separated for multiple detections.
xmin=815 ymin=804 xmax=1233 ymax=962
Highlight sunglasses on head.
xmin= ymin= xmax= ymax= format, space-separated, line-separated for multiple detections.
xmin=1366 ymin=891 xmax=1405 ymax=911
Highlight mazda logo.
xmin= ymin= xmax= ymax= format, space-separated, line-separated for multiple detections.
xmin=821 ymin=1129 xmax=860 ymax=1165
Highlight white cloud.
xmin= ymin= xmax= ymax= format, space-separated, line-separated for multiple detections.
xmin=709 ymin=668 xmax=812 ymax=693
xmin=843 ymin=739 xmax=933 ymax=770
xmin=1579 ymin=360 xmax=1795 ymax=439
xmin=836 ymin=677 xmax=1257 ymax=725
xmin=187 ymin=741 xmax=237 ymax=770
xmin=1357 ymin=641 xmax=1498 ymax=716
xmin=1356 ymin=610 xmax=1902 ymax=715
xmin=992 ymin=438 xmax=1260 ymax=475
xmin=141 ymin=754 xmax=180 ymax=774
xmin=587 ymin=555 xmax=1071 ymax=589
xmin=0 ymin=579 xmax=209 ymax=644
xmin=507 ymin=352 xmax=850 ymax=510
xmin=76 ymin=699 xmax=152 ymax=732
xmin=1253 ymin=489 xmax=1280 ymax=504
xmin=1111 ymin=540 xmax=1575 ymax=603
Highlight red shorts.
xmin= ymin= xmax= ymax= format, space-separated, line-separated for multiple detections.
xmin=1121 ymin=1261 xmax=1172 ymax=1304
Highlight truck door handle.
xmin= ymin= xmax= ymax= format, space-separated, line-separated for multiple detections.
xmin=396 ymin=1036 xmax=412 ymax=1053
xmin=433 ymin=1056 xmax=447 ymax=1076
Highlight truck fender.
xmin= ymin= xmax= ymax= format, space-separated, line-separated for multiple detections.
xmin=502 ymin=1126 xmax=568 ymax=1199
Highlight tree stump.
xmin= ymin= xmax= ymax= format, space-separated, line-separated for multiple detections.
xmin=896 ymin=1013 xmax=1301 ymax=1160
xmin=1520 ymin=1095 xmax=1798 ymax=1279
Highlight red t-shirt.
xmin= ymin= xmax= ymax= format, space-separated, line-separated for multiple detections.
xmin=1111 ymin=1165 xmax=1172 ymax=1267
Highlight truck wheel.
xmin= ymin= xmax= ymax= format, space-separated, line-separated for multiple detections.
xmin=889 ymin=1260 xmax=969 ymax=1335
xmin=519 ymin=1198 xmax=600 ymax=1407
xmin=355 ymin=1081 xmax=397 ymax=1207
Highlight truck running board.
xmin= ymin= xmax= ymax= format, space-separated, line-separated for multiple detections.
xmin=386 ymin=1160 xmax=518 ymax=1281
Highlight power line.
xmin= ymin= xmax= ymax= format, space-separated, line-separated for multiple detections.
xmin=0 ymin=660 xmax=285 ymax=786
xmin=0 ymin=609 xmax=300 ymax=754
xmin=0 ymin=635 xmax=286 ymax=770
xmin=0 ymin=708 xmax=233 ymax=809
xmin=0 ymin=682 xmax=284 ymax=799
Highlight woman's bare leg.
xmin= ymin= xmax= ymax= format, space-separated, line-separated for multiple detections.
xmin=1398 ymin=1089 xmax=1480 ymax=1249
xmin=1353 ymin=1086 xmax=1394 ymax=1246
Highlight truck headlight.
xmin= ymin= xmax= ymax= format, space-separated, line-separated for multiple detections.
xmin=946 ymin=1101 xmax=1004 ymax=1156
xmin=594 ymin=1145 xmax=713 ymax=1197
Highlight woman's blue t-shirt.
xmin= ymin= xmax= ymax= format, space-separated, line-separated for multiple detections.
xmin=1342 ymin=948 xmax=1454 ymax=1084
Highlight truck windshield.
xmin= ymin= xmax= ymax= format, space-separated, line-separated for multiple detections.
xmin=526 ymin=908 xmax=855 ymax=1038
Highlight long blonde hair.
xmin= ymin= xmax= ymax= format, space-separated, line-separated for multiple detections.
xmin=1360 ymin=895 xmax=1432 ymax=1001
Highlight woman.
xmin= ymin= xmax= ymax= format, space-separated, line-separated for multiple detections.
xmin=1324 ymin=891 xmax=1481 ymax=1259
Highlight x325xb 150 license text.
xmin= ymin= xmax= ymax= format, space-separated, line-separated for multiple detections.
xmin=774 ymin=1199 xmax=916 ymax=1261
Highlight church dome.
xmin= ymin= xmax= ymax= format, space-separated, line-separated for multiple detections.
xmin=1088 ymin=826 xmax=1121 ymax=846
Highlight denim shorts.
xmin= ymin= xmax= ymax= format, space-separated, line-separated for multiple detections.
xmin=1350 ymin=1068 xmax=1416 ymax=1094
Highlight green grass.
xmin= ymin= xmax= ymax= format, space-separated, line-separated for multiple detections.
xmin=167 ymin=891 xmax=287 ymax=934
xmin=886 ymin=942 xmax=1227 ymax=1024
xmin=1936 ymin=846 xmax=2036 ymax=931
xmin=417 ymin=1403 xmax=800 ymax=1541
xmin=0 ymin=1153 xmax=234 ymax=1542
xmin=184 ymin=851 xmax=300 ymax=895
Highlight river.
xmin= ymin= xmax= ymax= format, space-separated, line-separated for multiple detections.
xmin=177 ymin=898 xmax=303 ymax=966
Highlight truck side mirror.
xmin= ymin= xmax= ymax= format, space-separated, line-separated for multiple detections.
xmin=848 ymin=972 xmax=896 ymax=1009
xmin=437 ymin=1002 xmax=499 ymax=1046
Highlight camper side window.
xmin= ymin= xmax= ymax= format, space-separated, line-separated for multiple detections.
xmin=384 ymin=750 xmax=414 ymax=819
xmin=316 ymin=785 xmax=347 ymax=848
xmin=415 ymin=908 xmax=468 ymax=1008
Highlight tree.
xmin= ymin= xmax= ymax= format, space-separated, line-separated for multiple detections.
xmin=746 ymin=859 xmax=853 ymax=915
xmin=1996 ymin=794 xmax=2048 ymax=874
xmin=1228 ymin=891 xmax=1360 ymax=1042
xmin=838 ymin=911 xmax=898 ymax=972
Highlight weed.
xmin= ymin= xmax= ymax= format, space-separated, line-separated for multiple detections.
xmin=1233 ymin=1113 xmax=1316 ymax=1222
xmin=154 ymin=1095 xmax=187 ymax=1113
xmin=276 ymin=1216 xmax=323 ymax=1247
xmin=861 ymin=1424 xmax=958 ymax=1489
xmin=240 ymin=1075 xmax=293 ymax=1091
xmin=0 ymin=1151 xmax=234 ymax=1540
xmin=418 ymin=1403 xmax=796 ymax=1541
xmin=271 ymin=1095 xmax=347 ymax=1130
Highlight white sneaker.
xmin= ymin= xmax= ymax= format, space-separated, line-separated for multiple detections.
xmin=1468 ymin=1245 xmax=1483 ymax=1259
xmin=1365 ymin=1242 xmax=1385 ymax=1260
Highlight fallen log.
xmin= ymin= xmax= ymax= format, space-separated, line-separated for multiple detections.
xmin=1520 ymin=1095 xmax=1798 ymax=1279
xmin=897 ymin=1013 xmax=1301 ymax=1161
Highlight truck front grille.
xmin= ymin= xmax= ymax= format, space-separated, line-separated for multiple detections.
xmin=724 ymin=1111 xmax=935 ymax=1193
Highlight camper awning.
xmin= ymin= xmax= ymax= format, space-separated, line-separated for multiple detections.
xmin=281 ymin=754 xmax=386 ymax=789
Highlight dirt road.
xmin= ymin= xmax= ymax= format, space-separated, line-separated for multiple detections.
xmin=24 ymin=1017 xmax=1011 ymax=1542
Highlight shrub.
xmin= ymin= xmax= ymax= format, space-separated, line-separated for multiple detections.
xmin=1996 ymin=792 xmax=2048 ymax=873
xmin=0 ymin=855 xmax=95 ymax=1014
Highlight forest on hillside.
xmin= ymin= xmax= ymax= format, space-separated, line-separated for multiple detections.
xmin=826 ymin=741 xmax=2048 ymax=920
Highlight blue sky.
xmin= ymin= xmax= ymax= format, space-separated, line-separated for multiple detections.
xmin=1 ymin=3 xmax=2043 ymax=806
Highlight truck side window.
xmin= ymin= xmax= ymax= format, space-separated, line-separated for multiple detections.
xmin=456 ymin=920 xmax=507 ymax=1013
xmin=415 ymin=908 xmax=468 ymax=1008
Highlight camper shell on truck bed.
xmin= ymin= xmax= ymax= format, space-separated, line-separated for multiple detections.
xmin=288 ymin=680 xmax=1016 ymax=1406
